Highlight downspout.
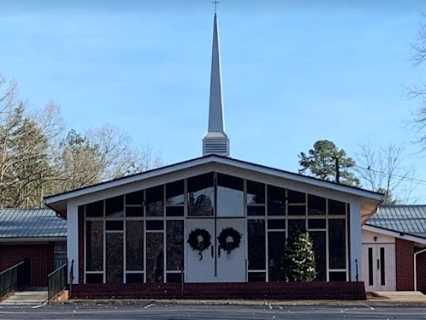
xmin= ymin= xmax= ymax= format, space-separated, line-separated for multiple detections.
xmin=414 ymin=248 xmax=426 ymax=291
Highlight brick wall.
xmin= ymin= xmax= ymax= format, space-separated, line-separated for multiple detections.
xmin=395 ymin=238 xmax=414 ymax=291
xmin=0 ymin=243 xmax=54 ymax=287
xmin=416 ymin=250 xmax=426 ymax=293
xmin=71 ymin=281 xmax=366 ymax=300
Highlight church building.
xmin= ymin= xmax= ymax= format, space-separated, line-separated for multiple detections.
xmin=44 ymin=13 xmax=384 ymax=299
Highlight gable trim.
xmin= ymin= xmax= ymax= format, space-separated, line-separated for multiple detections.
xmin=45 ymin=155 xmax=383 ymax=206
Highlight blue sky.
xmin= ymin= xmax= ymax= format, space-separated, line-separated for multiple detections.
xmin=1 ymin=0 xmax=426 ymax=200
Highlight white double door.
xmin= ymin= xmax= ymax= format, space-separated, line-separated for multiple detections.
xmin=185 ymin=218 xmax=246 ymax=283
xmin=362 ymin=244 xmax=395 ymax=291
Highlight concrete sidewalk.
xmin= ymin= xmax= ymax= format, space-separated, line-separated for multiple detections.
xmin=368 ymin=291 xmax=426 ymax=303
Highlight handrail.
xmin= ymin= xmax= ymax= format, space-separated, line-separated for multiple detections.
xmin=0 ymin=261 xmax=24 ymax=276
xmin=48 ymin=263 xmax=67 ymax=278
xmin=48 ymin=263 xmax=67 ymax=301
xmin=0 ymin=260 xmax=29 ymax=299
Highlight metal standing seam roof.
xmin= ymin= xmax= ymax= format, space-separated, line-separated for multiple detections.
xmin=367 ymin=205 xmax=426 ymax=238
xmin=0 ymin=208 xmax=66 ymax=239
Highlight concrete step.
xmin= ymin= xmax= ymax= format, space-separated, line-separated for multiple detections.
xmin=0 ymin=291 xmax=47 ymax=306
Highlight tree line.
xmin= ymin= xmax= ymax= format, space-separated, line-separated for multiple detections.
xmin=0 ymin=77 xmax=160 ymax=208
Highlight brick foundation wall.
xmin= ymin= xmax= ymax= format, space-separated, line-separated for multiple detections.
xmin=416 ymin=250 xmax=426 ymax=293
xmin=395 ymin=239 xmax=414 ymax=291
xmin=71 ymin=281 xmax=366 ymax=300
xmin=0 ymin=243 xmax=54 ymax=287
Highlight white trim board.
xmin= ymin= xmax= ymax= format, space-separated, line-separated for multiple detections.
xmin=363 ymin=225 xmax=426 ymax=246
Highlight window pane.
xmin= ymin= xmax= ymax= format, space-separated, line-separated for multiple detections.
xmin=86 ymin=221 xmax=103 ymax=271
xmin=288 ymin=219 xmax=306 ymax=237
xmin=146 ymin=185 xmax=164 ymax=217
xmin=310 ymin=231 xmax=326 ymax=281
xmin=328 ymin=219 xmax=346 ymax=269
xmin=105 ymin=220 xmax=123 ymax=231
xmin=106 ymin=196 xmax=124 ymax=218
xmin=267 ymin=219 xmax=285 ymax=230
xmin=247 ymin=181 xmax=265 ymax=205
xmin=287 ymin=190 xmax=306 ymax=204
xmin=248 ymin=219 xmax=266 ymax=270
xmin=368 ymin=248 xmax=373 ymax=286
xmin=126 ymin=206 xmax=144 ymax=217
xmin=86 ymin=201 xmax=103 ymax=217
xmin=288 ymin=205 xmax=306 ymax=216
xmin=328 ymin=199 xmax=346 ymax=215
xmin=126 ymin=221 xmax=144 ymax=271
xmin=166 ymin=220 xmax=184 ymax=271
xmin=126 ymin=191 xmax=143 ymax=205
xmin=146 ymin=232 xmax=164 ymax=283
xmin=166 ymin=180 xmax=184 ymax=206
xmin=188 ymin=173 xmax=214 ymax=216
xmin=380 ymin=247 xmax=385 ymax=286
xmin=308 ymin=194 xmax=326 ymax=215
xmin=146 ymin=220 xmax=164 ymax=231
xmin=166 ymin=206 xmax=184 ymax=216
xmin=247 ymin=206 xmax=265 ymax=216
xmin=268 ymin=232 xmax=285 ymax=281
xmin=308 ymin=219 xmax=326 ymax=230
xmin=106 ymin=233 xmax=123 ymax=284
xmin=217 ymin=174 xmax=244 ymax=217
xmin=267 ymin=185 xmax=285 ymax=216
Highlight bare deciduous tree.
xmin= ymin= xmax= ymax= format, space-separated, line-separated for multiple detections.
xmin=356 ymin=144 xmax=417 ymax=204
xmin=411 ymin=18 xmax=426 ymax=147
xmin=0 ymin=75 xmax=161 ymax=208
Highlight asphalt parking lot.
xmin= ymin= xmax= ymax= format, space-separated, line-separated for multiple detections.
xmin=0 ymin=303 xmax=426 ymax=320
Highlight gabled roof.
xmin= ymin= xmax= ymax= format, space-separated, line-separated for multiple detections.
xmin=0 ymin=208 xmax=66 ymax=240
xmin=366 ymin=205 xmax=426 ymax=239
xmin=44 ymin=155 xmax=383 ymax=211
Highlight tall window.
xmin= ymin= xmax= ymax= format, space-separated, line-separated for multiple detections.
xmin=86 ymin=221 xmax=103 ymax=272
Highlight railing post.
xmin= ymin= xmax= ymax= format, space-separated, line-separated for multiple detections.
xmin=69 ymin=260 xmax=74 ymax=297
xmin=355 ymin=258 xmax=359 ymax=282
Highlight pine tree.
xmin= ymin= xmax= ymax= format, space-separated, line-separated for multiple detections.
xmin=282 ymin=231 xmax=316 ymax=282
xmin=299 ymin=139 xmax=359 ymax=186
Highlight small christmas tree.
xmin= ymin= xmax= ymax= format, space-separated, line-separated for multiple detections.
xmin=282 ymin=231 xmax=316 ymax=282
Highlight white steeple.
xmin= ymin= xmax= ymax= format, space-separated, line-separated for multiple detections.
xmin=202 ymin=13 xmax=230 ymax=157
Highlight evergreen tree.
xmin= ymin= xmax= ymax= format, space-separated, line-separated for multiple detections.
xmin=299 ymin=139 xmax=359 ymax=186
xmin=282 ymin=231 xmax=316 ymax=282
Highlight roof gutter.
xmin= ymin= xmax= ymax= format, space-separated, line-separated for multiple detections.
xmin=414 ymin=248 xmax=426 ymax=291
xmin=0 ymin=236 xmax=66 ymax=243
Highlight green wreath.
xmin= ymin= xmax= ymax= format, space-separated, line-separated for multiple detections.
xmin=187 ymin=228 xmax=211 ymax=260
xmin=218 ymin=227 xmax=241 ymax=254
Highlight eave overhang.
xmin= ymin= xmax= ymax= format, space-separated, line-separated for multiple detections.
xmin=45 ymin=155 xmax=384 ymax=215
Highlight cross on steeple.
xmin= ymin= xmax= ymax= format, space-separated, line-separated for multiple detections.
xmin=213 ymin=0 xmax=220 ymax=13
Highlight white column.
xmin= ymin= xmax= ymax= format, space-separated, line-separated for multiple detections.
xmin=349 ymin=199 xmax=361 ymax=281
xmin=67 ymin=201 xmax=79 ymax=284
